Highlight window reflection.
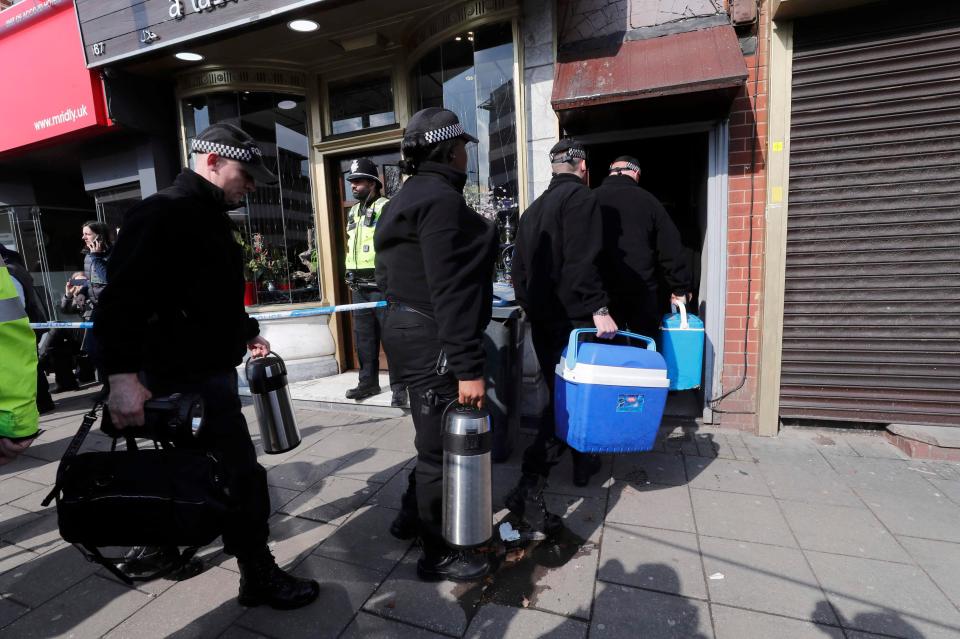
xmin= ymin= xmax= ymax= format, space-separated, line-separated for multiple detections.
xmin=328 ymin=73 xmax=396 ymax=135
xmin=411 ymin=22 xmax=518 ymax=219
xmin=181 ymin=91 xmax=320 ymax=307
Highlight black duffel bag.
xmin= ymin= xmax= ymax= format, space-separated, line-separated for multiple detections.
xmin=43 ymin=402 xmax=231 ymax=584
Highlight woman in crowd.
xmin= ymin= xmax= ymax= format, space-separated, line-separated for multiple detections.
xmin=374 ymin=107 xmax=498 ymax=582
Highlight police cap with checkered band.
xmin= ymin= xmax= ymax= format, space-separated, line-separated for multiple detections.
xmin=190 ymin=123 xmax=278 ymax=185
xmin=404 ymin=107 xmax=479 ymax=147
xmin=346 ymin=158 xmax=382 ymax=186
xmin=549 ymin=138 xmax=587 ymax=164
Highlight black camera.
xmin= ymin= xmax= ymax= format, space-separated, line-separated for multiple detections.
xmin=101 ymin=393 xmax=204 ymax=443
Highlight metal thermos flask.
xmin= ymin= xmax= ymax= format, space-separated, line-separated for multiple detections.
xmin=245 ymin=352 xmax=301 ymax=454
xmin=442 ymin=403 xmax=493 ymax=548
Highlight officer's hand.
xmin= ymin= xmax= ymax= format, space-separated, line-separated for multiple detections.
xmin=107 ymin=374 xmax=152 ymax=429
xmin=670 ymin=293 xmax=691 ymax=307
xmin=0 ymin=437 xmax=36 ymax=466
xmin=247 ymin=335 xmax=270 ymax=358
xmin=458 ymin=379 xmax=485 ymax=409
xmin=593 ymin=314 xmax=618 ymax=339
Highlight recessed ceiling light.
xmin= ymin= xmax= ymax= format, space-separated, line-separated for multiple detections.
xmin=277 ymin=100 xmax=298 ymax=110
xmin=455 ymin=36 xmax=462 ymax=41
xmin=288 ymin=19 xmax=319 ymax=32
xmin=175 ymin=52 xmax=204 ymax=62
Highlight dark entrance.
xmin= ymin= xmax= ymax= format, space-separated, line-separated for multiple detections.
xmin=584 ymin=131 xmax=710 ymax=416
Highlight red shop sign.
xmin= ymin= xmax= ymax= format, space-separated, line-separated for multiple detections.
xmin=0 ymin=0 xmax=110 ymax=155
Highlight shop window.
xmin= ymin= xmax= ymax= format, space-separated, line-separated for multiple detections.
xmin=93 ymin=183 xmax=141 ymax=237
xmin=328 ymin=73 xmax=396 ymax=135
xmin=181 ymin=91 xmax=320 ymax=307
xmin=411 ymin=22 xmax=519 ymax=219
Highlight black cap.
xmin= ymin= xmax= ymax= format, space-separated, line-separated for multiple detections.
xmin=549 ymin=138 xmax=587 ymax=163
xmin=191 ymin=123 xmax=278 ymax=185
xmin=404 ymin=107 xmax=479 ymax=146
xmin=609 ymin=155 xmax=641 ymax=173
xmin=346 ymin=158 xmax=382 ymax=186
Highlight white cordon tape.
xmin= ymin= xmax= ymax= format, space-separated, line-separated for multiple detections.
xmin=28 ymin=300 xmax=388 ymax=330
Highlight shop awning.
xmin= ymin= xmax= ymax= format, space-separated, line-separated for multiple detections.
xmin=551 ymin=26 xmax=748 ymax=111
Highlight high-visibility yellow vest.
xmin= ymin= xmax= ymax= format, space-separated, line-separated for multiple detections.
xmin=345 ymin=196 xmax=388 ymax=272
xmin=0 ymin=263 xmax=39 ymax=439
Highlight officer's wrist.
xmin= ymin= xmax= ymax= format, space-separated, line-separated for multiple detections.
xmin=593 ymin=306 xmax=610 ymax=317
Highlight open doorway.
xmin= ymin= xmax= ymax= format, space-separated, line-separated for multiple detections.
xmin=324 ymin=148 xmax=402 ymax=373
xmin=584 ymin=131 xmax=711 ymax=417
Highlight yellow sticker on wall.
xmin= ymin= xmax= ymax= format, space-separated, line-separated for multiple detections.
xmin=771 ymin=186 xmax=783 ymax=202
xmin=772 ymin=141 xmax=784 ymax=152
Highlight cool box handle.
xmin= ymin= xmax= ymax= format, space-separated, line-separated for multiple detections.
xmin=565 ymin=328 xmax=656 ymax=370
xmin=671 ymin=301 xmax=689 ymax=330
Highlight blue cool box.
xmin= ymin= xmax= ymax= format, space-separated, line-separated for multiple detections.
xmin=657 ymin=306 xmax=705 ymax=391
xmin=555 ymin=330 xmax=669 ymax=453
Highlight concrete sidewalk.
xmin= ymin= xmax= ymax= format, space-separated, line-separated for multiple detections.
xmin=2 ymin=387 xmax=960 ymax=638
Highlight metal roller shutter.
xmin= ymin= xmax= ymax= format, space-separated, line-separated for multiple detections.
xmin=781 ymin=2 xmax=960 ymax=426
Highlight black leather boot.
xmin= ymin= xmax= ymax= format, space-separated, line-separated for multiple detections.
xmin=504 ymin=473 xmax=563 ymax=536
xmin=237 ymin=550 xmax=320 ymax=610
xmin=417 ymin=549 xmax=490 ymax=582
xmin=345 ymin=384 xmax=380 ymax=400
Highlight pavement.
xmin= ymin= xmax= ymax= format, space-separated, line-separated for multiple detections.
xmin=2 ymin=386 xmax=960 ymax=639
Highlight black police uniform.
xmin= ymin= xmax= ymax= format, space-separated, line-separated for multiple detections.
xmin=374 ymin=160 xmax=497 ymax=556
xmin=595 ymin=173 xmax=691 ymax=338
xmin=511 ymin=152 xmax=608 ymax=480
xmin=94 ymin=169 xmax=271 ymax=558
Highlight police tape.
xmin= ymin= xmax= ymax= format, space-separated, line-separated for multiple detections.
xmin=28 ymin=300 xmax=388 ymax=330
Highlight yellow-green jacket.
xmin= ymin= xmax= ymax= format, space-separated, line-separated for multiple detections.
xmin=345 ymin=196 xmax=388 ymax=272
xmin=0 ymin=263 xmax=39 ymax=439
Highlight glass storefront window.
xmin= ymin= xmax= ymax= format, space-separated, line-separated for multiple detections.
xmin=181 ymin=91 xmax=320 ymax=307
xmin=411 ymin=22 xmax=518 ymax=219
xmin=328 ymin=73 xmax=396 ymax=135
xmin=93 ymin=183 xmax=141 ymax=237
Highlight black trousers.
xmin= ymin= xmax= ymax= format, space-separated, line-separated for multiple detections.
xmin=520 ymin=319 xmax=594 ymax=478
xmin=350 ymin=287 xmax=403 ymax=392
xmin=143 ymin=369 xmax=270 ymax=559
xmin=609 ymin=289 xmax=660 ymax=341
xmin=380 ymin=305 xmax=457 ymax=555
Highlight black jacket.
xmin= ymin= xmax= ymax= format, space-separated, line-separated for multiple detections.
xmin=595 ymin=174 xmax=691 ymax=302
xmin=374 ymin=161 xmax=497 ymax=380
xmin=511 ymin=172 xmax=608 ymax=323
xmin=93 ymin=170 xmax=259 ymax=379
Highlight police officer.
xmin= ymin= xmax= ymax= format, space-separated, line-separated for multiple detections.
xmin=596 ymin=156 xmax=691 ymax=337
xmin=507 ymin=139 xmax=618 ymax=532
xmin=93 ymin=123 xmax=320 ymax=610
xmin=0 ymin=253 xmax=40 ymax=464
xmin=375 ymin=107 xmax=498 ymax=582
xmin=343 ymin=158 xmax=407 ymax=407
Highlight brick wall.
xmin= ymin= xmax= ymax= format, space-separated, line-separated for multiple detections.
xmin=715 ymin=2 xmax=768 ymax=432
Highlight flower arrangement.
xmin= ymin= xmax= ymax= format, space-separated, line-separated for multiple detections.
xmin=244 ymin=232 xmax=285 ymax=283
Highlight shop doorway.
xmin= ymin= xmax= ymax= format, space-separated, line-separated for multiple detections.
xmin=325 ymin=148 xmax=402 ymax=373
xmin=579 ymin=124 xmax=727 ymax=420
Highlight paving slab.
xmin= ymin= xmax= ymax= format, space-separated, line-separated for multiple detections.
xmin=265 ymin=455 xmax=342 ymax=491
xmin=0 ymin=513 xmax=61 ymax=555
xmin=0 ymin=505 xmax=40 ymax=537
xmin=240 ymin=555 xmax=382 ymax=639
xmin=711 ymin=604 xmax=844 ymax=639
xmin=331 ymin=448 xmax=413 ymax=484
xmin=807 ymin=550 xmax=960 ymax=639
xmin=743 ymin=435 xmax=823 ymax=464
xmin=844 ymin=436 xmax=909 ymax=460
xmin=341 ymin=611 xmax=449 ymax=638
xmin=929 ymin=478 xmax=960 ymax=507
xmin=368 ymin=467 xmax=414 ymax=511
xmin=1 ymin=573 xmax=152 ymax=638
xmin=606 ymin=483 xmax=695 ymax=533
xmin=464 ymin=603 xmax=589 ymax=638
xmin=685 ymin=458 xmax=770 ymax=496
xmin=218 ymin=625 xmax=274 ymax=639
xmin=267 ymin=485 xmax=301 ymax=513
xmin=0 ymin=543 xmax=100 ymax=608
xmin=757 ymin=457 xmax=864 ymax=508
xmin=541 ymin=453 xmax=613 ymax=499
xmin=103 ymin=566 xmax=244 ymax=639
xmin=363 ymin=548 xmax=482 ymax=636
xmin=10 ymin=460 xmax=59 ymax=486
xmin=0 ymin=596 xmax=28 ymax=629
xmin=306 ymin=430 xmax=382 ymax=459
xmin=691 ymin=489 xmax=797 ymax=548
xmin=280 ymin=475 xmax=378 ymax=524
xmin=313 ymin=505 xmax=413 ymax=573
xmin=896 ymin=536 xmax=960 ymax=609
xmin=779 ymin=500 xmax=912 ymax=563
xmin=369 ymin=420 xmax=418 ymax=454
xmin=827 ymin=457 xmax=934 ymax=493
xmin=0 ymin=478 xmax=46 ymax=506
xmin=598 ymin=522 xmax=707 ymax=599
xmin=700 ymin=536 xmax=835 ymax=624
xmin=612 ymin=451 xmax=687 ymax=487
xmin=856 ymin=483 xmax=960 ymax=543
xmin=590 ymin=581 xmax=713 ymax=638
